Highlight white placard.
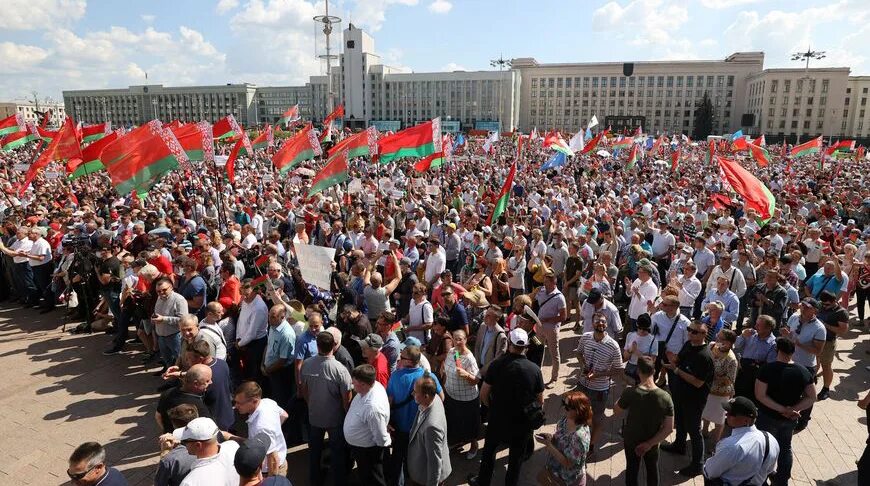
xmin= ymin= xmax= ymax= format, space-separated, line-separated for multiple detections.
xmin=425 ymin=185 xmax=440 ymax=196
xmin=294 ymin=244 xmax=336 ymax=290
xmin=390 ymin=189 xmax=404 ymax=200
xmin=348 ymin=178 xmax=363 ymax=194
xmin=44 ymin=171 xmax=62 ymax=179
xmin=214 ymin=155 xmax=228 ymax=167
xmin=13 ymin=164 xmax=29 ymax=171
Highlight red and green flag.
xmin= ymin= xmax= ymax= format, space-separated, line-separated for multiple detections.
xmin=319 ymin=104 xmax=345 ymax=142
xmin=272 ymin=124 xmax=322 ymax=174
xmin=747 ymin=142 xmax=771 ymax=167
xmin=100 ymin=120 xmax=188 ymax=196
xmin=731 ymin=136 xmax=748 ymax=152
xmin=67 ymin=130 xmax=119 ymax=180
xmin=625 ymin=143 xmax=639 ymax=169
xmin=857 ymin=146 xmax=866 ymax=161
xmin=19 ymin=117 xmax=82 ymax=196
xmin=755 ymin=134 xmax=766 ymax=147
xmin=328 ymin=126 xmax=377 ymax=159
xmin=717 ymin=155 xmax=776 ymax=223
xmin=415 ymin=133 xmax=453 ymax=172
xmin=226 ymin=137 xmax=244 ymax=185
xmin=671 ymin=148 xmax=681 ymax=172
xmin=80 ymin=122 xmax=111 ymax=143
xmin=544 ymin=131 xmax=572 ymax=156
xmin=376 ymin=118 xmax=442 ymax=165
xmin=36 ymin=126 xmax=57 ymax=143
xmin=790 ymin=136 xmax=823 ymax=158
xmin=705 ymin=139 xmax=716 ymax=164
xmin=0 ymin=113 xmax=25 ymax=137
xmin=277 ymin=105 xmax=300 ymax=127
xmin=1 ymin=125 xmax=38 ymax=151
xmin=246 ymin=124 xmax=274 ymax=153
xmin=487 ymin=161 xmax=517 ymax=225
xmin=212 ymin=115 xmax=243 ymax=140
xmin=581 ymin=129 xmax=609 ymax=154
xmin=648 ymin=135 xmax=665 ymax=156
xmin=825 ymin=139 xmax=855 ymax=156
xmin=611 ymin=137 xmax=633 ymax=151
xmin=308 ymin=149 xmax=349 ymax=197
xmin=171 ymin=121 xmax=214 ymax=162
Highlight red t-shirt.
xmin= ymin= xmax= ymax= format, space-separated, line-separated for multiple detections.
xmin=148 ymin=255 xmax=173 ymax=276
xmin=218 ymin=275 xmax=241 ymax=309
xmin=373 ymin=352 xmax=390 ymax=388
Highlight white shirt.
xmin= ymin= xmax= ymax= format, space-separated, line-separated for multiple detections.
xmin=703 ymin=425 xmax=779 ymax=485
xmin=651 ymin=310 xmax=690 ymax=354
xmin=624 ymin=331 xmax=658 ymax=364
xmin=424 ymin=249 xmax=446 ymax=285
xmin=628 ymin=278 xmax=658 ymax=320
xmin=10 ymin=237 xmax=33 ymax=264
xmin=706 ymin=265 xmax=747 ymax=298
xmin=677 ymin=274 xmax=702 ymax=307
xmin=651 ymin=231 xmax=675 ymax=257
xmin=27 ymin=237 xmax=52 ymax=266
xmin=180 ymin=441 xmax=240 ymax=486
xmin=343 ymin=382 xmax=392 ymax=448
xmin=241 ymin=233 xmax=258 ymax=250
xmin=407 ymin=299 xmax=434 ymax=342
xmin=246 ymin=398 xmax=288 ymax=472
xmin=236 ymin=295 xmax=268 ymax=346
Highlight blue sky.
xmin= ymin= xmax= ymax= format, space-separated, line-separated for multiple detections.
xmin=2 ymin=0 xmax=868 ymax=103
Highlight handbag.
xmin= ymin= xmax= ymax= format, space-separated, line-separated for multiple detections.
xmin=521 ymin=400 xmax=546 ymax=430
xmin=67 ymin=290 xmax=79 ymax=308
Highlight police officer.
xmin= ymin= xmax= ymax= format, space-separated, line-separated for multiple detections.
xmin=703 ymin=396 xmax=780 ymax=486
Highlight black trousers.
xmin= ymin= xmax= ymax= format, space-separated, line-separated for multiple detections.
xmin=387 ymin=430 xmax=409 ymax=486
xmin=477 ymin=425 xmax=531 ymax=486
xmin=240 ymin=336 xmax=268 ymax=387
xmin=31 ymin=262 xmax=55 ymax=309
xmin=672 ymin=390 xmax=706 ymax=467
xmin=350 ymin=445 xmax=387 ymax=486
xmin=625 ymin=443 xmax=660 ymax=486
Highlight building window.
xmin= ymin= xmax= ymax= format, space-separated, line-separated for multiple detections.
xmin=806 ymin=108 xmax=812 ymax=117
xmin=791 ymin=120 xmax=798 ymax=129
xmin=820 ymin=96 xmax=826 ymax=106
xmin=784 ymin=80 xmax=791 ymax=93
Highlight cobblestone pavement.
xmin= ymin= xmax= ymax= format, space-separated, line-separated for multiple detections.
xmin=0 ymin=302 xmax=864 ymax=485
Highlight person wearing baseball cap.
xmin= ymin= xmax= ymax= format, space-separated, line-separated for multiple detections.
xmin=173 ymin=417 xmax=241 ymax=485
xmin=702 ymin=397 xmax=779 ymax=486
xmin=781 ymin=295 xmax=826 ymax=432
xmin=469 ymin=326 xmax=544 ymax=486
xmin=233 ymin=432 xmax=291 ymax=485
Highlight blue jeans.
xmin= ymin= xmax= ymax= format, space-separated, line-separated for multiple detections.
xmin=14 ymin=262 xmax=36 ymax=304
xmin=756 ymin=412 xmax=796 ymax=486
xmin=157 ymin=333 xmax=181 ymax=367
xmin=308 ymin=424 xmax=347 ymax=486
xmin=100 ymin=289 xmax=121 ymax=327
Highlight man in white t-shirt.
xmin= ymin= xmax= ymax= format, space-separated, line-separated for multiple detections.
xmin=25 ymin=227 xmax=55 ymax=311
xmin=230 ymin=381 xmax=289 ymax=477
xmin=176 ymin=417 xmax=240 ymax=486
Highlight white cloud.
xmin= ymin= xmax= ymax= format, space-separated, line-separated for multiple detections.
xmin=0 ymin=42 xmax=50 ymax=73
xmin=592 ymin=0 xmax=688 ymax=49
xmin=428 ymin=0 xmax=452 ymax=14
xmin=352 ymin=0 xmax=419 ymax=32
xmin=699 ymin=0 xmax=761 ymax=9
xmin=216 ymin=0 xmax=240 ymax=15
xmin=0 ymin=0 xmax=86 ymax=31
xmin=141 ymin=14 xmax=156 ymax=24
xmin=441 ymin=62 xmax=466 ymax=71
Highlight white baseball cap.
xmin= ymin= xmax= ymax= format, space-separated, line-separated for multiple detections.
xmin=172 ymin=417 xmax=219 ymax=442
xmin=509 ymin=328 xmax=529 ymax=347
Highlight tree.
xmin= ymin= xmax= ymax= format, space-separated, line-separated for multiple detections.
xmin=693 ymin=91 xmax=714 ymax=140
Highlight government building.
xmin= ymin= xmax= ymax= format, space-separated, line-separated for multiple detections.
xmin=62 ymin=25 xmax=870 ymax=141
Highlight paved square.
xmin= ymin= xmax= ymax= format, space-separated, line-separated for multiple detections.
xmin=0 ymin=303 xmax=864 ymax=485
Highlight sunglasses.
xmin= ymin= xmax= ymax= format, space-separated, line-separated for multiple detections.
xmin=687 ymin=327 xmax=704 ymax=335
xmin=67 ymin=464 xmax=99 ymax=481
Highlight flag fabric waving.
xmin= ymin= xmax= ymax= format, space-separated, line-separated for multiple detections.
xmin=482 ymin=131 xmax=500 ymax=154
xmin=376 ymin=118 xmax=442 ymax=165
xmin=790 ymin=136 xmax=823 ymax=158
xmin=544 ymin=131 xmax=572 ymax=156
xmin=247 ymin=125 xmax=274 ymax=153
xmin=705 ymin=139 xmax=716 ymax=164
xmin=611 ymin=137 xmax=633 ymax=151
xmin=671 ymin=148 xmax=681 ymax=172
xmin=226 ymin=137 xmax=244 ymax=184
xmin=587 ymin=115 xmax=598 ymax=130
xmin=308 ymin=149 xmax=349 ymax=197
xmin=756 ymin=134 xmax=766 ymax=147
xmin=415 ymin=133 xmax=453 ymax=172
xmin=271 ymin=124 xmax=322 ymax=174
xmin=100 ymin=120 xmax=188 ymax=196
xmin=19 ymin=117 xmax=83 ymax=196
xmin=647 ymin=135 xmax=664 ymax=156
xmin=581 ymin=129 xmax=609 ymax=154
xmin=717 ymin=155 xmax=776 ymax=222
xmin=171 ymin=121 xmax=215 ymax=162
xmin=81 ymin=122 xmax=111 ymax=143
xmin=277 ymin=105 xmax=300 ymax=127
xmin=747 ymin=143 xmax=771 ymax=167
xmin=329 ymin=126 xmax=378 ymax=160
xmin=825 ymin=140 xmax=855 ymax=156
xmin=0 ymin=113 xmax=25 ymax=137
xmin=488 ymin=162 xmax=517 ymax=225
xmin=319 ymin=105 xmax=345 ymax=142
xmin=67 ymin=130 xmax=119 ymax=180
xmin=626 ymin=143 xmax=639 ymax=170
xmin=1 ymin=127 xmax=38 ymax=151
xmin=212 ymin=115 xmax=243 ymax=140
xmin=568 ymin=130 xmax=585 ymax=154
xmin=540 ymin=151 xmax=566 ymax=171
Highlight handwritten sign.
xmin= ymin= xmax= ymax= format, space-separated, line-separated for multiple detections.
xmin=294 ymin=244 xmax=336 ymax=290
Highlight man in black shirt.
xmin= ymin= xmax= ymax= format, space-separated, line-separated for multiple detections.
xmin=515 ymin=305 xmax=545 ymax=367
xmin=755 ymin=337 xmax=816 ymax=486
xmin=815 ymin=291 xmax=849 ymax=401
xmin=155 ymin=364 xmax=212 ymax=433
xmin=661 ymin=320 xmax=714 ymax=477
xmin=97 ymin=244 xmax=124 ymax=331
xmin=469 ymin=328 xmax=544 ymax=486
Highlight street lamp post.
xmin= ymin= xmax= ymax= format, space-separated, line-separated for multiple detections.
xmin=152 ymin=98 xmax=159 ymax=121
xmin=314 ymin=0 xmax=341 ymax=116
xmin=791 ymin=47 xmax=825 ymax=145
xmin=490 ymin=55 xmax=511 ymax=132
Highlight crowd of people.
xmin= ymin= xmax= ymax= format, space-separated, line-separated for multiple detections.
xmin=2 ymin=122 xmax=870 ymax=486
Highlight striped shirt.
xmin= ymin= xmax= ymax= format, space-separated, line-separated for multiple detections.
xmin=575 ymin=332 xmax=624 ymax=391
